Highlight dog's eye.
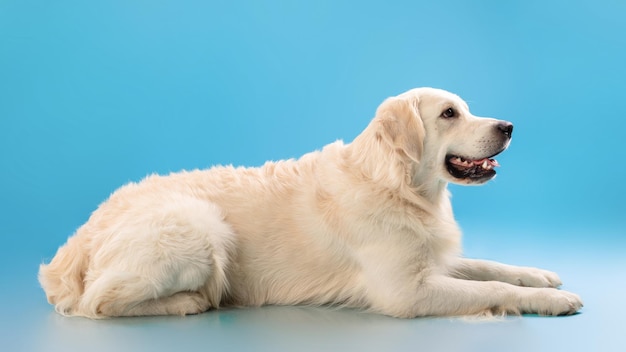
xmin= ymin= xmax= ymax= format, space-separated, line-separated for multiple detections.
xmin=441 ymin=107 xmax=457 ymax=119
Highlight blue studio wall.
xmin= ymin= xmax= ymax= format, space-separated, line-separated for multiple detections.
xmin=1 ymin=0 xmax=625 ymax=287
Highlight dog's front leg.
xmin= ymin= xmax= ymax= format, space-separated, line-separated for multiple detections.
xmin=404 ymin=275 xmax=582 ymax=317
xmin=450 ymin=258 xmax=563 ymax=288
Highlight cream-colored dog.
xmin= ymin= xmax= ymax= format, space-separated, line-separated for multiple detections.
xmin=39 ymin=88 xmax=583 ymax=319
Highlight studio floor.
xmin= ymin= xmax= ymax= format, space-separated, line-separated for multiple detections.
xmin=3 ymin=229 xmax=624 ymax=352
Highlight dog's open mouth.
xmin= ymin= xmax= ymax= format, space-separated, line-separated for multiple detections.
xmin=445 ymin=154 xmax=500 ymax=180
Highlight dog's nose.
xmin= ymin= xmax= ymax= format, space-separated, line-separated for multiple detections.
xmin=497 ymin=121 xmax=513 ymax=139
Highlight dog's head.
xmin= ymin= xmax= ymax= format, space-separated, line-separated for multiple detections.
xmin=371 ymin=87 xmax=513 ymax=186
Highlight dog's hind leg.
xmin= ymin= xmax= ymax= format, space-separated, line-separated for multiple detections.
xmin=77 ymin=198 xmax=234 ymax=318
xmin=122 ymin=291 xmax=212 ymax=317
xmin=81 ymin=271 xmax=212 ymax=317
xmin=78 ymin=271 xmax=218 ymax=318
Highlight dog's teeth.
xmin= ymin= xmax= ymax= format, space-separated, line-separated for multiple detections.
xmin=482 ymin=160 xmax=489 ymax=169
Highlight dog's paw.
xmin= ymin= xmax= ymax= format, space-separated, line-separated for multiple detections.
xmin=527 ymin=289 xmax=583 ymax=316
xmin=513 ymin=267 xmax=562 ymax=288
xmin=164 ymin=292 xmax=210 ymax=316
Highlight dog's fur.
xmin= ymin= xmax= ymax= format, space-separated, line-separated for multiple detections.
xmin=39 ymin=88 xmax=583 ymax=319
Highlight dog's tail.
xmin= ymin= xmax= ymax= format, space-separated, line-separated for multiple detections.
xmin=39 ymin=233 xmax=88 ymax=316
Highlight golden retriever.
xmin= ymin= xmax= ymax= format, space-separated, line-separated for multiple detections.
xmin=39 ymin=87 xmax=583 ymax=318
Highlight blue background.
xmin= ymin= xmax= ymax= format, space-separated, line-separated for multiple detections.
xmin=1 ymin=1 xmax=625 ymax=351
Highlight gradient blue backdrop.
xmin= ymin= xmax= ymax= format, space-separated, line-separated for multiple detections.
xmin=1 ymin=1 xmax=625 ymax=351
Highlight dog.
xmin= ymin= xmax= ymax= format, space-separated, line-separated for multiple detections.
xmin=39 ymin=87 xmax=583 ymax=319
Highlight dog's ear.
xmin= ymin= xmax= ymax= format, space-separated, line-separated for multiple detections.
xmin=376 ymin=97 xmax=425 ymax=162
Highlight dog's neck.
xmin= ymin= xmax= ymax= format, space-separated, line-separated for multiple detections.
xmin=410 ymin=162 xmax=450 ymax=203
xmin=346 ymin=129 xmax=450 ymax=211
